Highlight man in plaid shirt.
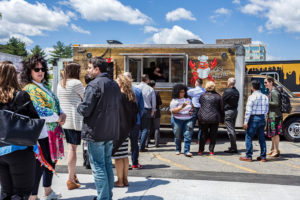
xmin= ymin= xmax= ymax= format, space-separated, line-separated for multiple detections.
xmin=240 ymin=80 xmax=269 ymax=162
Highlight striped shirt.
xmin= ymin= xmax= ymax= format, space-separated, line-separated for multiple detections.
xmin=170 ymin=98 xmax=193 ymax=120
xmin=57 ymin=79 xmax=85 ymax=131
xmin=244 ymin=91 xmax=269 ymax=123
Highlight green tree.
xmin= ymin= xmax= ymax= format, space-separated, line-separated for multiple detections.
xmin=49 ymin=41 xmax=73 ymax=64
xmin=0 ymin=37 xmax=27 ymax=57
xmin=30 ymin=45 xmax=46 ymax=57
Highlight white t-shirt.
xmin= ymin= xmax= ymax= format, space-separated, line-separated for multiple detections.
xmin=170 ymin=98 xmax=193 ymax=120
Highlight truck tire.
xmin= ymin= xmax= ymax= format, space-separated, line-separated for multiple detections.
xmin=284 ymin=117 xmax=300 ymax=142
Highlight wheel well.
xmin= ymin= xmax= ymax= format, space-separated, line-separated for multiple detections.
xmin=283 ymin=114 xmax=300 ymax=126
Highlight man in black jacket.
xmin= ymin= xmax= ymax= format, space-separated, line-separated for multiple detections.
xmin=77 ymin=57 xmax=121 ymax=200
xmin=222 ymin=78 xmax=240 ymax=153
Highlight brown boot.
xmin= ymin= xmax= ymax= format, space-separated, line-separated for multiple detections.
xmin=67 ymin=179 xmax=80 ymax=190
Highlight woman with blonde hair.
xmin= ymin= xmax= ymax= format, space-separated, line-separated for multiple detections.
xmin=112 ymin=74 xmax=138 ymax=187
xmin=197 ymin=81 xmax=224 ymax=155
xmin=0 ymin=62 xmax=40 ymax=200
xmin=57 ymin=62 xmax=84 ymax=190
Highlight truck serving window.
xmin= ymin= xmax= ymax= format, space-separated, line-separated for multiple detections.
xmin=125 ymin=55 xmax=186 ymax=86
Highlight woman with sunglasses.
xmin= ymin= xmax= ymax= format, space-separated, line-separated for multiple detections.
xmin=0 ymin=61 xmax=40 ymax=200
xmin=21 ymin=55 xmax=65 ymax=200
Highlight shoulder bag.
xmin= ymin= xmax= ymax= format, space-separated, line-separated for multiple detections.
xmin=0 ymin=93 xmax=45 ymax=146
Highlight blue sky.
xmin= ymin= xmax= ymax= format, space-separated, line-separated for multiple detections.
xmin=1 ymin=0 xmax=300 ymax=60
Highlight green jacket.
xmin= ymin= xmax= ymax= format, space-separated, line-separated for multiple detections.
xmin=268 ymin=88 xmax=282 ymax=118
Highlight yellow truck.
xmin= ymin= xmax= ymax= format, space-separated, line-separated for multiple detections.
xmin=72 ymin=43 xmax=300 ymax=142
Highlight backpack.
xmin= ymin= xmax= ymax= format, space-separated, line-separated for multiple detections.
xmin=277 ymin=87 xmax=292 ymax=113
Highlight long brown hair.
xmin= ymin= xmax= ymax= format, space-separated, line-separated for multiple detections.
xmin=61 ymin=62 xmax=81 ymax=88
xmin=117 ymin=74 xmax=136 ymax=102
xmin=266 ymin=76 xmax=275 ymax=86
xmin=0 ymin=62 xmax=21 ymax=103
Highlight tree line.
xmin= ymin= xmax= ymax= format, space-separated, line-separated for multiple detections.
xmin=0 ymin=37 xmax=73 ymax=64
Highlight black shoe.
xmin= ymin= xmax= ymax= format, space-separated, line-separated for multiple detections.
xmin=224 ymin=149 xmax=238 ymax=153
xmin=139 ymin=149 xmax=148 ymax=152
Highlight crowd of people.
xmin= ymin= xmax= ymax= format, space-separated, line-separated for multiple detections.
xmin=171 ymin=76 xmax=282 ymax=162
xmin=0 ymin=54 xmax=283 ymax=200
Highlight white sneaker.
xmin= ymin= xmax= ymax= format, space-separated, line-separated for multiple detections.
xmin=43 ymin=191 xmax=62 ymax=200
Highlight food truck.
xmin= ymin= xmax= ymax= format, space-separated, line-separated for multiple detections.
xmin=73 ymin=43 xmax=300 ymax=142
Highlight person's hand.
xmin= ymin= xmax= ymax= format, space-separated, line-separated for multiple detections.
xmin=243 ymin=123 xmax=248 ymax=130
xmin=58 ymin=113 xmax=66 ymax=126
xmin=181 ymin=102 xmax=187 ymax=108
xmin=151 ymin=111 xmax=155 ymax=117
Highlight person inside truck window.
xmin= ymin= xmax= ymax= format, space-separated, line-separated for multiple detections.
xmin=152 ymin=67 xmax=164 ymax=81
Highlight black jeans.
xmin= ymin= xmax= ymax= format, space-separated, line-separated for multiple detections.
xmin=0 ymin=147 xmax=35 ymax=200
xmin=32 ymin=138 xmax=56 ymax=195
xmin=129 ymin=124 xmax=140 ymax=165
xmin=224 ymin=109 xmax=238 ymax=151
xmin=199 ymin=123 xmax=219 ymax=152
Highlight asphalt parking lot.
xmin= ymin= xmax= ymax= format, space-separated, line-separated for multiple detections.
xmin=56 ymin=128 xmax=300 ymax=186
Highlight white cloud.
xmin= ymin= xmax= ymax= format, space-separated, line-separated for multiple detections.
xmin=0 ymin=34 xmax=33 ymax=46
xmin=68 ymin=0 xmax=151 ymax=25
xmin=210 ymin=8 xmax=231 ymax=23
xmin=252 ymin=40 xmax=264 ymax=45
xmin=43 ymin=47 xmax=54 ymax=60
xmin=151 ymin=25 xmax=202 ymax=44
xmin=166 ymin=8 xmax=196 ymax=22
xmin=0 ymin=0 xmax=70 ymax=45
xmin=241 ymin=0 xmax=300 ymax=32
xmin=215 ymin=8 xmax=231 ymax=15
xmin=267 ymin=54 xmax=282 ymax=61
xmin=233 ymin=0 xmax=240 ymax=4
xmin=258 ymin=25 xmax=264 ymax=33
xmin=71 ymin=24 xmax=91 ymax=35
xmin=144 ymin=26 xmax=159 ymax=33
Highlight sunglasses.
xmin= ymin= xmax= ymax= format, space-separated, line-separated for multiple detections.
xmin=264 ymin=82 xmax=268 ymax=84
xmin=33 ymin=68 xmax=46 ymax=72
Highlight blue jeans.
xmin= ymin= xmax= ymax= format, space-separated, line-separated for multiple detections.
xmin=245 ymin=115 xmax=267 ymax=159
xmin=172 ymin=117 xmax=193 ymax=154
xmin=130 ymin=124 xmax=140 ymax=165
xmin=88 ymin=141 xmax=114 ymax=200
xmin=140 ymin=109 xmax=151 ymax=150
xmin=192 ymin=107 xmax=201 ymax=141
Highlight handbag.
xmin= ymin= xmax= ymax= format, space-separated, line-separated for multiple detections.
xmin=0 ymin=94 xmax=45 ymax=146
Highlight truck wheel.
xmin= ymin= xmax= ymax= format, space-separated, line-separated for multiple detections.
xmin=284 ymin=117 xmax=300 ymax=142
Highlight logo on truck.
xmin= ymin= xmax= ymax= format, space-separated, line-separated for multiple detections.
xmin=189 ymin=55 xmax=217 ymax=85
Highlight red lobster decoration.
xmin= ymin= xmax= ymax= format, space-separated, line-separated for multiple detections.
xmin=189 ymin=57 xmax=217 ymax=85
